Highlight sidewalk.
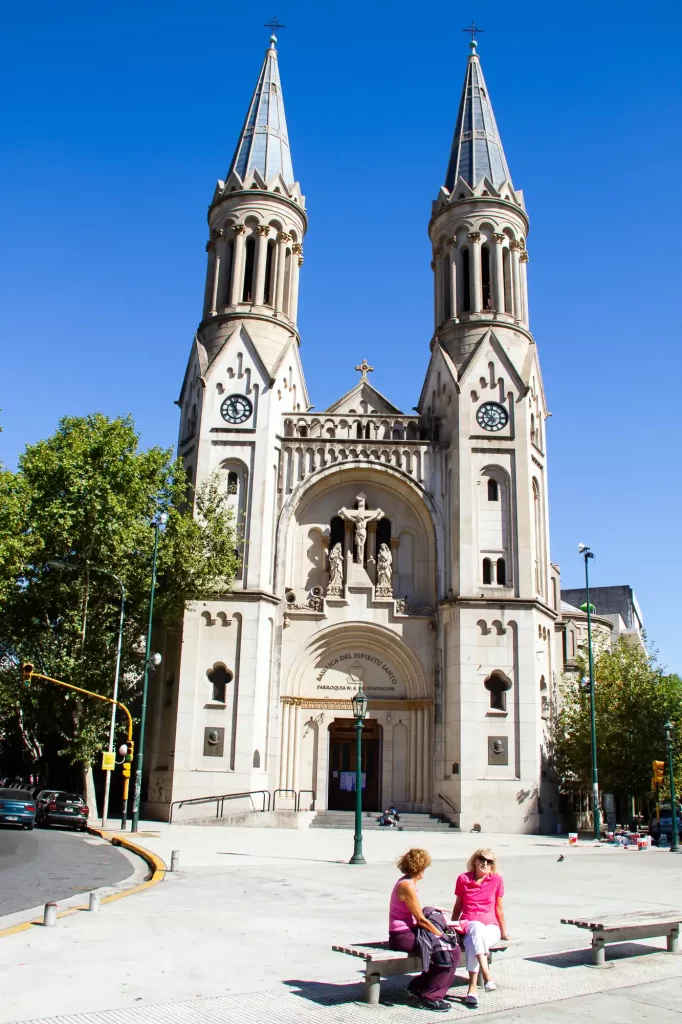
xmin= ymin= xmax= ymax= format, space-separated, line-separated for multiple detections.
xmin=1 ymin=822 xmax=680 ymax=1023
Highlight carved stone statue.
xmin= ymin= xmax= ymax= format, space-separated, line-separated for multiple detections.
xmin=337 ymin=493 xmax=384 ymax=565
xmin=327 ymin=542 xmax=344 ymax=596
xmin=375 ymin=542 xmax=393 ymax=596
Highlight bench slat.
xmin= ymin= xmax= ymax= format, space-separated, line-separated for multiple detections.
xmin=562 ymin=911 xmax=682 ymax=931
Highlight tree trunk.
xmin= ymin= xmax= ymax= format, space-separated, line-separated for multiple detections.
xmin=83 ymin=762 xmax=98 ymax=820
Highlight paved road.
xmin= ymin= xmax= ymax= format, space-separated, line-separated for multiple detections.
xmin=0 ymin=825 xmax=134 ymax=917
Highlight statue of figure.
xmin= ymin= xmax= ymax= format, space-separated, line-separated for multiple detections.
xmin=327 ymin=542 xmax=344 ymax=595
xmin=337 ymin=493 xmax=384 ymax=565
xmin=375 ymin=543 xmax=393 ymax=596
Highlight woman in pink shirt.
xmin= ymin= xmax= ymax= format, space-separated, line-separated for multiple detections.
xmin=452 ymin=848 xmax=509 ymax=1008
xmin=389 ymin=847 xmax=458 ymax=1011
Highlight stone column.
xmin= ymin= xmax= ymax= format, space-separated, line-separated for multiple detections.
xmin=493 ymin=233 xmax=506 ymax=313
xmin=292 ymin=704 xmax=301 ymax=795
xmin=434 ymin=248 xmax=444 ymax=325
xmin=253 ymin=225 xmax=270 ymax=305
xmin=230 ymin=224 xmax=246 ymax=306
xmin=415 ymin=707 xmax=424 ymax=805
xmin=390 ymin=537 xmax=400 ymax=597
xmin=275 ymin=232 xmax=291 ymax=312
xmin=408 ymin=708 xmax=417 ymax=806
xmin=510 ymin=240 xmax=522 ymax=321
xmin=468 ymin=232 xmax=482 ymax=313
xmin=431 ymin=257 xmax=439 ymax=327
xmin=279 ymin=700 xmax=290 ymax=789
xmin=422 ymin=709 xmax=431 ymax=807
xmin=286 ymin=699 xmax=296 ymax=791
xmin=207 ymin=228 xmax=224 ymax=315
xmin=520 ymin=250 xmax=529 ymax=327
xmin=449 ymin=241 xmax=458 ymax=319
xmin=290 ymin=244 xmax=303 ymax=322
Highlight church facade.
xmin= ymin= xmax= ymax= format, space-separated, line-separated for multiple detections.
xmin=146 ymin=35 xmax=564 ymax=833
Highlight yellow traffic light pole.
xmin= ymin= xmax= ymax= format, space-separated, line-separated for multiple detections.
xmin=21 ymin=663 xmax=134 ymax=830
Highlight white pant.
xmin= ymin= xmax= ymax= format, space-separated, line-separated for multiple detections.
xmin=464 ymin=921 xmax=501 ymax=973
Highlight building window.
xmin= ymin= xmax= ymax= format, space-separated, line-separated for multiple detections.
xmin=482 ymin=557 xmax=492 ymax=584
xmin=207 ymin=664 xmax=233 ymax=703
xmin=242 ymin=237 xmax=256 ymax=302
xmin=496 ymin=558 xmax=506 ymax=586
xmin=263 ymin=239 xmax=275 ymax=305
xmin=330 ymin=515 xmax=345 ymax=557
xmin=481 ymin=245 xmax=492 ymax=310
xmin=502 ymin=247 xmax=512 ymax=313
xmin=441 ymin=255 xmax=452 ymax=320
xmin=253 ymin=749 xmax=261 ymax=768
xmin=485 ymin=671 xmax=512 ymax=712
xmin=461 ymin=248 xmax=471 ymax=312
xmin=376 ymin=517 xmax=392 ymax=568
xmin=487 ymin=478 xmax=499 ymax=501
xmin=227 ymin=471 xmax=238 ymax=495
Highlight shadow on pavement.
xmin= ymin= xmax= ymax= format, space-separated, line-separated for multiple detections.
xmin=526 ymin=942 xmax=660 ymax=968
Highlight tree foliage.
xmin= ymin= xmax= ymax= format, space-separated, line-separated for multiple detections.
xmin=0 ymin=413 xmax=238 ymax=791
xmin=549 ymin=637 xmax=682 ymax=799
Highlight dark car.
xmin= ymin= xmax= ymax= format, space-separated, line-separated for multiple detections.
xmin=38 ymin=791 xmax=89 ymax=831
xmin=0 ymin=788 xmax=36 ymax=829
xmin=649 ymin=805 xmax=682 ymax=843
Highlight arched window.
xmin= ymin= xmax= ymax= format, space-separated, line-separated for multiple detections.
xmin=484 ymin=671 xmax=512 ymax=712
xmin=298 ymin=424 xmax=308 ymax=438
xmin=530 ymin=413 xmax=535 ymax=444
xmin=487 ymin=478 xmax=499 ymax=501
xmin=283 ymin=247 xmax=292 ymax=315
xmin=482 ymin=557 xmax=492 ymax=584
xmin=242 ymin=237 xmax=256 ymax=301
xmin=330 ymin=515 xmax=345 ymax=557
xmin=227 ymin=471 xmax=238 ymax=495
xmin=502 ymin=247 xmax=512 ymax=313
xmin=263 ymin=239 xmax=276 ymax=305
xmin=356 ymin=422 xmax=363 ymax=439
xmin=252 ymin=749 xmax=261 ymax=768
xmin=376 ymin=517 xmax=391 ymax=556
xmin=221 ymin=239 xmax=234 ymax=305
xmin=207 ymin=664 xmax=233 ymax=703
xmin=496 ymin=558 xmax=506 ymax=586
xmin=441 ymin=255 xmax=452 ymax=320
xmin=364 ymin=422 xmax=372 ymax=439
xmin=461 ymin=248 xmax=471 ymax=312
xmin=481 ymin=245 xmax=491 ymax=310
xmin=222 ymin=461 xmax=248 ymax=579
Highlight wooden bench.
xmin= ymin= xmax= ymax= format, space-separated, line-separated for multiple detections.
xmin=332 ymin=939 xmax=509 ymax=1005
xmin=561 ymin=911 xmax=682 ymax=965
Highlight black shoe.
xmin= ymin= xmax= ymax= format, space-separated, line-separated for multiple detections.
xmin=406 ymin=980 xmax=421 ymax=1000
xmin=415 ymin=996 xmax=450 ymax=1012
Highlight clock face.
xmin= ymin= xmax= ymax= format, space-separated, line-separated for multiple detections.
xmin=476 ymin=402 xmax=508 ymax=432
xmin=220 ymin=394 xmax=252 ymax=424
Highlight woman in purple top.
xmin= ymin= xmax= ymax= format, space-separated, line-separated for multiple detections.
xmin=388 ymin=847 xmax=458 ymax=1012
xmin=452 ymin=848 xmax=509 ymax=1008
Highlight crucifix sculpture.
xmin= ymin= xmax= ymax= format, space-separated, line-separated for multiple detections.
xmin=337 ymin=493 xmax=384 ymax=565
xmin=355 ymin=359 xmax=374 ymax=381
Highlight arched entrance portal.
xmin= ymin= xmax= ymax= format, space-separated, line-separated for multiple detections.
xmin=328 ymin=719 xmax=383 ymax=811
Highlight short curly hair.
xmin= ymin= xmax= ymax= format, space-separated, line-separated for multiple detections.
xmin=397 ymin=848 xmax=432 ymax=877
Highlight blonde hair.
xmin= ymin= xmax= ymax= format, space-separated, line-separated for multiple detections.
xmin=397 ymin=848 xmax=432 ymax=877
xmin=467 ymin=848 xmax=497 ymax=874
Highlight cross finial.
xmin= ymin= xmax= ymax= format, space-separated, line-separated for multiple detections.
xmin=462 ymin=21 xmax=483 ymax=51
xmin=264 ymin=16 xmax=285 ymax=46
xmin=355 ymin=359 xmax=374 ymax=381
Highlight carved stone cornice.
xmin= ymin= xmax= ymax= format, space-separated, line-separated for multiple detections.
xmin=233 ymin=223 xmax=246 ymax=235
xmin=509 ymin=239 xmax=521 ymax=251
xmin=448 ymin=237 xmax=458 ymax=249
xmin=493 ymin=232 xmax=506 ymax=244
xmin=258 ymin=225 xmax=271 ymax=236
xmin=277 ymin=231 xmax=291 ymax=243
xmin=467 ymin=231 xmax=481 ymax=243
xmin=433 ymin=247 xmax=444 ymax=259
xmin=205 ymin=226 xmax=224 ymax=252
xmin=520 ymin=250 xmax=529 ymax=263
xmin=280 ymin=696 xmax=433 ymax=710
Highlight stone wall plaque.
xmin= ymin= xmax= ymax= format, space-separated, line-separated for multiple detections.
xmin=488 ymin=736 xmax=508 ymax=765
xmin=204 ymin=726 xmax=225 ymax=757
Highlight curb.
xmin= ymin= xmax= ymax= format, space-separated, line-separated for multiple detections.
xmin=0 ymin=828 xmax=166 ymax=940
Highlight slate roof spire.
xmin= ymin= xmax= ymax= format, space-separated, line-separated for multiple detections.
xmin=228 ymin=34 xmax=295 ymax=186
xmin=444 ymin=40 xmax=512 ymax=192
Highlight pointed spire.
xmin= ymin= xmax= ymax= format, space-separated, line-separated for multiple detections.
xmin=444 ymin=40 xmax=512 ymax=192
xmin=228 ymin=36 xmax=295 ymax=186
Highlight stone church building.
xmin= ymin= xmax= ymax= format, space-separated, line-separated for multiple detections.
xmin=146 ymin=35 xmax=566 ymax=833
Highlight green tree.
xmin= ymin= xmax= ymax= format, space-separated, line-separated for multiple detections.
xmin=0 ymin=413 xmax=238 ymax=807
xmin=549 ymin=637 xmax=682 ymax=804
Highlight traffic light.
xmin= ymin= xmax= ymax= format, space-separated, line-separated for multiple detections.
xmin=122 ymin=740 xmax=134 ymax=778
xmin=21 ymin=663 xmax=34 ymax=686
xmin=652 ymin=760 xmax=665 ymax=789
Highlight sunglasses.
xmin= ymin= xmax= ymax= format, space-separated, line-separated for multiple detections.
xmin=477 ymin=858 xmax=494 ymax=867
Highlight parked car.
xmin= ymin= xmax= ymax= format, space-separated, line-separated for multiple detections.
xmin=0 ymin=788 xmax=36 ymax=829
xmin=35 ymin=789 xmax=58 ymax=818
xmin=38 ymin=791 xmax=89 ymax=831
xmin=649 ymin=805 xmax=682 ymax=843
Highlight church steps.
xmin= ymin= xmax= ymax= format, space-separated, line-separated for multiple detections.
xmin=310 ymin=811 xmax=459 ymax=832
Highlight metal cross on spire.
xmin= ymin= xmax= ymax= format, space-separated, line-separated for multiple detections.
xmin=355 ymin=359 xmax=374 ymax=381
xmin=264 ymin=16 xmax=286 ymax=42
xmin=462 ymin=21 xmax=484 ymax=43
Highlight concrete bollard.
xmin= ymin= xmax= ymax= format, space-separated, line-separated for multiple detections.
xmin=88 ymin=891 xmax=100 ymax=912
xmin=43 ymin=902 xmax=57 ymax=927
xmin=170 ymin=849 xmax=180 ymax=872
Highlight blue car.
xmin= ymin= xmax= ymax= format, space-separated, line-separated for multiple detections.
xmin=649 ymin=805 xmax=682 ymax=844
xmin=0 ymin=788 xmax=36 ymax=829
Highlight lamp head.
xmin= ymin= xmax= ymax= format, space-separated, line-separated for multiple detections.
xmin=577 ymin=543 xmax=587 ymax=553
xmin=351 ymin=686 xmax=369 ymax=721
xmin=151 ymin=652 xmax=162 ymax=667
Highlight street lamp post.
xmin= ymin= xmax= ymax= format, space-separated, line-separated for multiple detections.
xmin=47 ymin=561 xmax=125 ymax=828
xmin=578 ymin=543 xmax=600 ymax=840
xmin=131 ymin=513 xmax=166 ymax=833
xmin=349 ymin=686 xmax=369 ymax=865
xmin=664 ymin=720 xmax=680 ymax=854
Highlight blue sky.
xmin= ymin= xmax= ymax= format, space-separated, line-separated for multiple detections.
xmin=1 ymin=1 xmax=681 ymax=670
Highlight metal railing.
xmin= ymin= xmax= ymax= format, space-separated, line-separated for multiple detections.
xmin=169 ymin=789 xmax=271 ymax=823
xmin=438 ymin=792 xmax=460 ymax=816
xmin=273 ymin=788 xmax=297 ymax=810
xmin=296 ymin=789 xmax=316 ymax=811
